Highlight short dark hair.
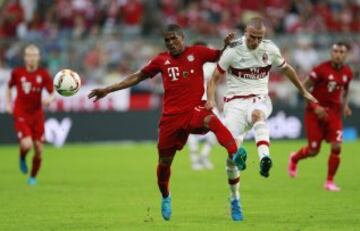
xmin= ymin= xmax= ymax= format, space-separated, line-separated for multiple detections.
xmin=163 ymin=24 xmax=184 ymax=37
xmin=333 ymin=41 xmax=351 ymax=50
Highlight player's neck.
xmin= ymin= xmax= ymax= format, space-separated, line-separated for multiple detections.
xmin=26 ymin=65 xmax=38 ymax=72
xmin=331 ymin=62 xmax=343 ymax=70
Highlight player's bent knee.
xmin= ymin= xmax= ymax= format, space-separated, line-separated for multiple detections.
xmin=20 ymin=137 xmax=33 ymax=151
xmin=159 ymin=156 xmax=173 ymax=166
xmin=331 ymin=144 xmax=341 ymax=155
xmin=308 ymin=148 xmax=320 ymax=157
xmin=251 ymin=110 xmax=265 ymax=124
xmin=203 ymin=115 xmax=215 ymax=128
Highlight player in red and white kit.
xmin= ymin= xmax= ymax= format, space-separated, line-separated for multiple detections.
xmin=5 ymin=44 xmax=55 ymax=186
xmin=288 ymin=42 xmax=353 ymax=191
xmin=88 ymin=24 xmax=247 ymax=221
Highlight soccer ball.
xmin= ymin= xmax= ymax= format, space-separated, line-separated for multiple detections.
xmin=53 ymin=69 xmax=81 ymax=96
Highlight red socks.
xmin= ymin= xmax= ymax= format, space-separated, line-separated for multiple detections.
xmin=157 ymin=163 xmax=171 ymax=198
xmin=207 ymin=116 xmax=237 ymax=157
xmin=291 ymin=146 xmax=310 ymax=163
xmin=327 ymin=149 xmax=341 ymax=181
xmin=31 ymin=156 xmax=42 ymax=178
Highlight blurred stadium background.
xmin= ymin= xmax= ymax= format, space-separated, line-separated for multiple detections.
xmin=0 ymin=0 xmax=360 ymax=145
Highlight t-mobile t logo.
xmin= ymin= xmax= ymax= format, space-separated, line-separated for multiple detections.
xmin=167 ymin=67 xmax=180 ymax=81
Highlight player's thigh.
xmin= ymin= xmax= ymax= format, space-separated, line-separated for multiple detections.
xmin=304 ymin=112 xmax=323 ymax=150
xmin=245 ymin=95 xmax=273 ymax=124
xmin=325 ymin=114 xmax=343 ymax=143
xmin=32 ymin=117 xmax=45 ymax=142
xmin=187 ymin=105 xmax=213 ymax=131
xmin=14 ymin=117 xmax=32 ymax=141
xmin=223 ymin=101 xmax=248 ymax=138
xmin=158 ymin=115 xmax=187 ymax=151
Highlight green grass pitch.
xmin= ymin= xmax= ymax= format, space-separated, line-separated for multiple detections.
xmin=0 ymin=140 xmax=359 ymax=231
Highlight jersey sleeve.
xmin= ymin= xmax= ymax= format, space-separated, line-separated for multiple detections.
xmin=43 ymin=70 xmax=54 ymax=93
xmin=140 ymin=55 xmax=161 ymax=78
xmin=270 ymin=43 xmax=286 ymax=68
xmin=195 ymin=45 xmax=221 ymax=63
xmin=8 ymin=70 xmax=16 ymax=87
xmin=344 ymin=68 xmax=353 ymax=90
xmin=309 ymin=65 xmax=322 ymax=83
xmin=217 ymin=48 xmax=234 ymax=74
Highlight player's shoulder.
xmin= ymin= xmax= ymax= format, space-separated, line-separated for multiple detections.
xmin=148 ymin=51 xmax=169 ymax=64
xmin=12 ymin=66 xmax=26 ymax=74
xmin=261 ymin=39 xmax=280 ymax=52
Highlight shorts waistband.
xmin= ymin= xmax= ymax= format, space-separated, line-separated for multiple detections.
xmin=224 ymin=94 xmax=258 ymax=102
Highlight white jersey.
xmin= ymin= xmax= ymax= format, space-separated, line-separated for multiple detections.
xmin=217 ymin=36 xmax=286 ymax=98
xmin=201 ymin=62 xmax=217 ymax=100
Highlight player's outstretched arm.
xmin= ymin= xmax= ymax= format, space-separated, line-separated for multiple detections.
xmin=280 ymin=64 xmax=318 ymax=104
xmin=206 ymin=68 xmax=223 ymax=110
xmin=5 ymin=86 xmax=13 ymax=114
xmin=343 ymin=88 xmax=352 ymax=117
xmin=88 ymin=71 xmax=148 ymax=102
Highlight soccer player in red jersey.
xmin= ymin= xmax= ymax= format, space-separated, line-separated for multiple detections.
xmin=88 ymin=24 xmax=247 ymax=221
xmin=288 ymin=42 xmax=353 ymax=192
xmin=5 ymin=44 xmax=55 ymax=186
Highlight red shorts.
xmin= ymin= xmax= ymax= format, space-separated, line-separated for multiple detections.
xmin=157 ymin=104 xmax=214 ymax=151
xmin=304 ymin=109 xmax=342 ymax=149
xmin=13 ymin=112 xmax=45 ymax=142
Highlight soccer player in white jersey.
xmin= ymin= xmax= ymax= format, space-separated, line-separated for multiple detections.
xmin=206 ymin=17 xmax=317 ymax=221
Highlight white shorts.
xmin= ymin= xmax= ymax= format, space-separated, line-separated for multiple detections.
xmin=223 ymin=95 xmax=273 ymax=141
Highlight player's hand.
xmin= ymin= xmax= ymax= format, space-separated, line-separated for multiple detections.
xmin=205 ymin=99 xmax=216 ymax=110
xmin=302 ymin=90 xmax=318 ymax=104
xmin=344 ymin=104 xmax=352 ymax=118
xmin=88 ymin=88 xmax=109 ymax=102
xmin=42 ymin=98 xmax=52 ymax=107
xmin=224 ymin=32 xmax=236 ymax=46
xmin=314 ymin=106 xmax=328 ymax=120
xmin=5 ymin=105 xmax=12 ymax=114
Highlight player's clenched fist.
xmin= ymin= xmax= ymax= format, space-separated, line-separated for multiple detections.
xmin=205 ymin=99 xmax=216 ymax=110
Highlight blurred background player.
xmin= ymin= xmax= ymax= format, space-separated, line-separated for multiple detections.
xmin=5 ymin=44 xmax=55 ymax=186
xmin=288 ymin=42 xmax=353 ymax=192
xmin=206 ymin=17 xmax=317 ymax=220
xmin=187 ymin=41 xmax=227 ymax=171
xmin=88 ymin=24 xmax=246 ymax=221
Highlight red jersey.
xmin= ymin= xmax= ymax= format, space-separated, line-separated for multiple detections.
xmin=8 ymin=67 xmax=53 ymax=115
xmin=307 ymin=61 xmax=352 ymax=111
xmin=141 ymin=45 xmax=220 ymax=115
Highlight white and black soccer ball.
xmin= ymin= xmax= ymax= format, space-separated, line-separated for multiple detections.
xmin=53 ymin=69 xmax=81 ymax=96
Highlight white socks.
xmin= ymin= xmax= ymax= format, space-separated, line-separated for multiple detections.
xmin=253 ymin=121 xmax=270 ymax=160
xmin=226 ymin=158 xmax=240 ymax=200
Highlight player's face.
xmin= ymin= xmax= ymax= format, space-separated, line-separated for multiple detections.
xmin=245 ymin=26 xmax=265 ymax=50
xmin=330 ymin=45 xmax=348 ymax=65
xmin=24 ymin=47 xmax=40 ymax=70
xmin=164 ymin=32 xmax=185 ymax=57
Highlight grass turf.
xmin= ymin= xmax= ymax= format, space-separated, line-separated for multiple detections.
xmin=0 ymin=140 xmax=359 ymax=231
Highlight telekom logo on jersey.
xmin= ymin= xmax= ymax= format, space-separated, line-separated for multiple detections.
xmin=167 ymin=67 xmax=180 ymax=81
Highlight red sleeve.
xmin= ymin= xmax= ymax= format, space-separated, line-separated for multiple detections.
xmin=140 ymin=55 xmax=161 ymax=78
xmin=194 ymin=45 xmax=221 ymax=63
xmin=8 ymin=69 xmax=16 ymax=87
xmin=309 ymin=65 xmax=321 ymax=83
xmin=43 ymin=70 xmax=54 ymax=93
xmin=344 ymin=68 xmax=353 ymax=90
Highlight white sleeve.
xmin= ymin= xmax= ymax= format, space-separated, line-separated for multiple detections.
xmin=270 ymin=43 xmax=286 ymax=68
xmin=217 ymin=48 xmax=234 ymax=73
